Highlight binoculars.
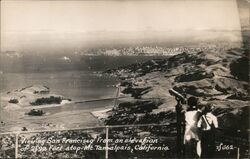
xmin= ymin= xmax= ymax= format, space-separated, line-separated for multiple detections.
xmin=169 ymin=88 xmax=186 ymax=104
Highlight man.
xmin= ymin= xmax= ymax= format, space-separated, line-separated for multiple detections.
xmin=197 ymin=104 xmax=218 ymax=158
xmin=184 ymin=96 xmax=202 ymax=158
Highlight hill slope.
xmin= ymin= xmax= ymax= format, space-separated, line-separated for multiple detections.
xmin=103 ymin=48 xmax=249 ymax=157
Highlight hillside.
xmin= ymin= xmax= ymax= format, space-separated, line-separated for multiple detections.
xmin=103 ymin=47 xmax=249 ymax=157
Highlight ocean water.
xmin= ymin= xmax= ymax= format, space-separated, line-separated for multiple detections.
xmin=0 ymin=70 xmax=119 ymax=101
xmin=0 ymin=56 xmax=166 ymax=132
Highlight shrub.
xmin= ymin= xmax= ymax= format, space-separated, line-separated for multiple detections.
xmin=30 ymin=96 xmax=62 ymax=105
xmin=8 ymin=99 xmax=19 ymax=104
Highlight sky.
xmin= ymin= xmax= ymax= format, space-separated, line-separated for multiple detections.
xmin=0 ymin=0 xmax=245 ymax=53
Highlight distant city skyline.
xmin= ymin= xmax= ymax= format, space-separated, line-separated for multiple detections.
xmin=0 ymin=0 xmax=247 ymax=53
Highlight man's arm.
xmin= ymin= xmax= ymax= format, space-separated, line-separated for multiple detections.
xmin=197 ymin=116 xmax=202 ymax=128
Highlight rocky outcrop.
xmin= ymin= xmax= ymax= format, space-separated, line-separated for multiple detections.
xmin=8 ymin=98 xmax=19 ymax=104
xmin=27 ymin=109 xmax=45 ymax=116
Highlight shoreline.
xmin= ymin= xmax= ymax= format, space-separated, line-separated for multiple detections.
xmin=0 ymin=84 xmax=120 ymax=133
xmin=0 ymin=103 xmax=116 ymax=133
xmin=90 ymin=108 xmax=112 ymax=123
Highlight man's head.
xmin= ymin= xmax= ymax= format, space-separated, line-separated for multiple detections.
xmin=187 ymin=97 xmax=198 ymax=110
xmin=187 ymin=96 xmax=198 ymax=106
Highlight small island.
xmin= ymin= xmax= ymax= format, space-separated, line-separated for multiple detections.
xmin=2 ymin=85 xmax=72 ymax=110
